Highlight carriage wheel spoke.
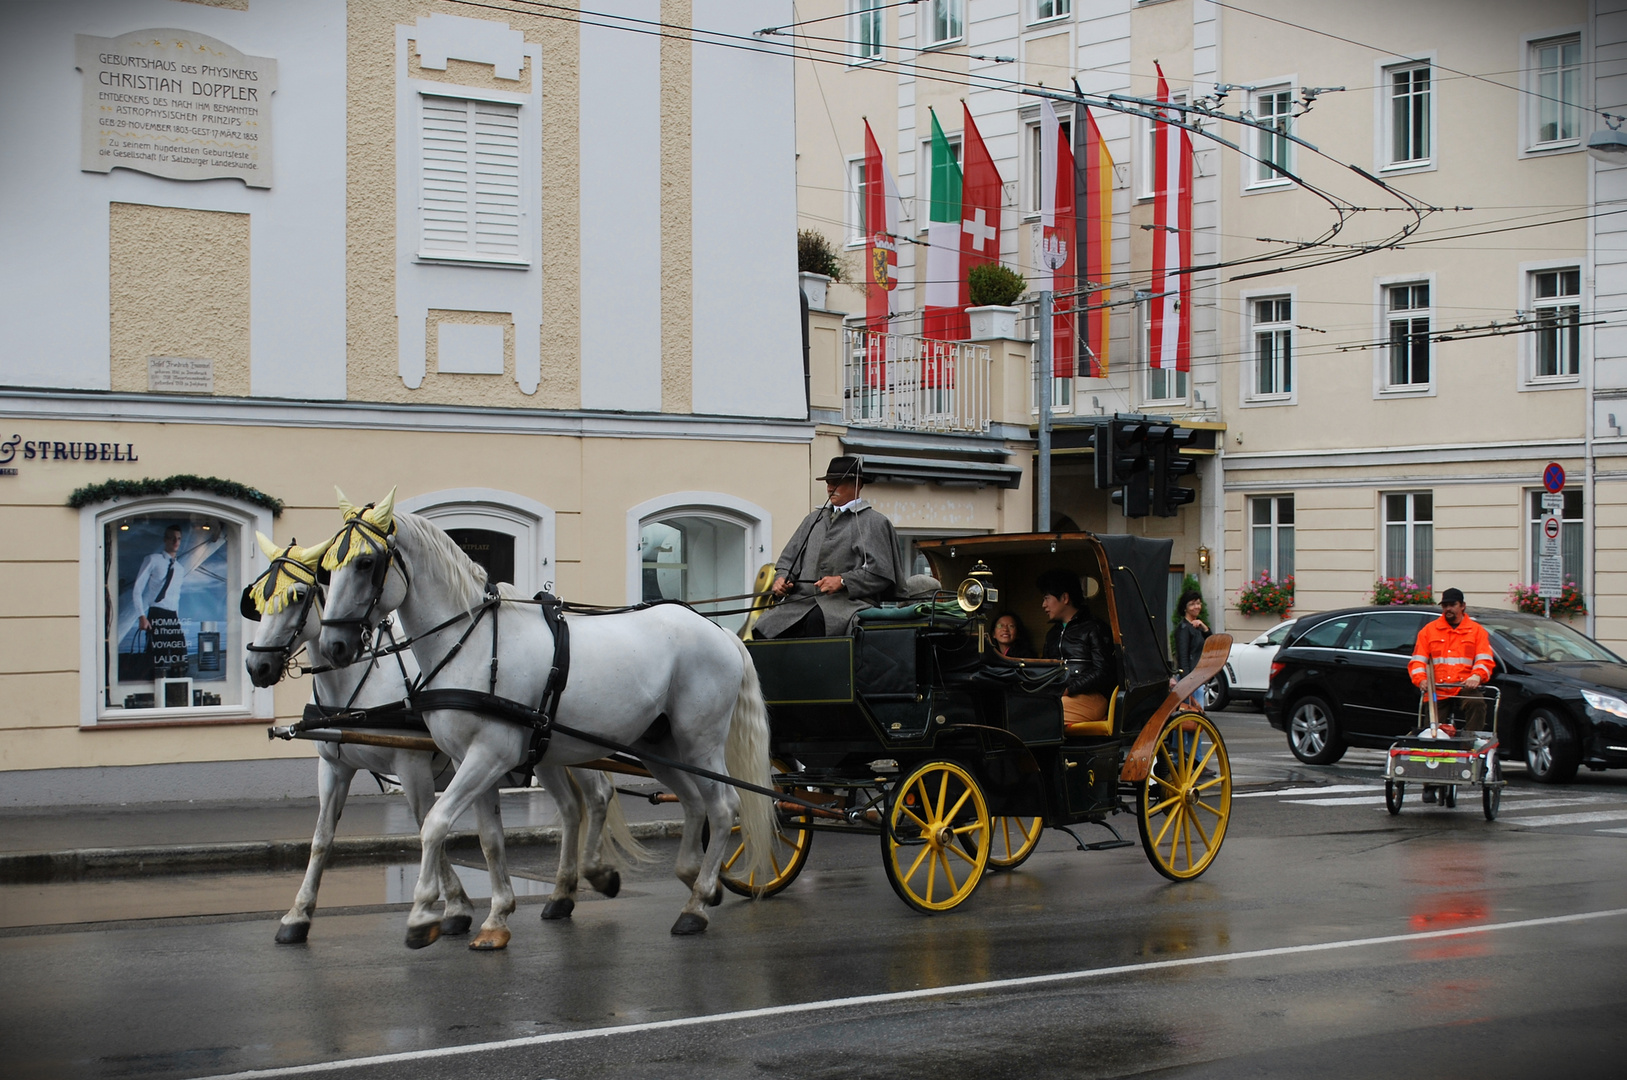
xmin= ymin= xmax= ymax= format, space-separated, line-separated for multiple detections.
xmin=945 ymin=787 xmax=973 ymax=822
xmin=946 ymin=834 xmax=979 ymax=865
xmin=1192 ymin=742 xmax=1218 ymax=779
xmin=900 ymin=805 xmax=931 ymax=834
xmin=1188 ymin=806 xmax=1213 ymax=851
xmin=1153 ymin=801 xmax=1181 ymax=848
xmin=1147 ymin=792 xmax=1183 ymax=816
xmin=936 ymin=849 xmax=959 ymax=893
xmin=934 ymin=771 xmax=951 ymax=821
xmin=925 ymin=845 xmax=939 ymax=897
xmin=722 ymin=841 xmax=744 ymax=872
xmin=1194 ymin=798 xmax=1226 ymax=818
xmin=903 ymin=841 xmax=932 ymax=883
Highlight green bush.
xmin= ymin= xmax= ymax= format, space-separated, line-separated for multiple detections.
xmin=968 ymin=262 xmax=1027 ymax=307
xmin=797 ymin=229 xmax=842 ymax=281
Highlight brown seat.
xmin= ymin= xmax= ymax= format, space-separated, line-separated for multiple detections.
xmin=1062 ymin=688 xmax=1116 ymax=737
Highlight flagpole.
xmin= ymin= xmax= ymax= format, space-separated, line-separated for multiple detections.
xmin=1038 ymin=290 xmax=1053 ymax=533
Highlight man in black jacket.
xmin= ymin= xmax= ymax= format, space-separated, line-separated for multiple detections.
xmin=1037 ymin=568 xmax=1118 ymax=733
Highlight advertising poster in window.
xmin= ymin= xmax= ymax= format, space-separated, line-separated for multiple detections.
xmin=105 ymin=514 xmax=238 ymax=712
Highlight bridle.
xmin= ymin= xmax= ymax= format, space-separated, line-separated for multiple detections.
xmin=318 ymin=512 xmax=410 ymax=654
xmin=242 ymin=548 xmax=325 ymax=676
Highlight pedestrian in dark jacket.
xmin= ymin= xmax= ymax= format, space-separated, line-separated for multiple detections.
xmin=1174 ymin=589 xmax=1210 ymax=678
xmin=1037 ymin=568 xmax=1117 ymax=733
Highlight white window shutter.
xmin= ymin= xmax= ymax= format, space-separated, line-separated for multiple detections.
xmin=420 ymin=96 xmax=523 ymax=261
xmin=473 ymin=101 xmax=521 ymax=258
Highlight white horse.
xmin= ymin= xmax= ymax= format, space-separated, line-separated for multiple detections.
xmin=317 ymin=491 xmax=776 ymax=948
xmin=245 ymin=533 xmax=644 ymax=946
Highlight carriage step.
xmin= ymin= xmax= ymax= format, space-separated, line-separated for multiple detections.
xmin=1056 ymin=820 xmax=1135 ymax=853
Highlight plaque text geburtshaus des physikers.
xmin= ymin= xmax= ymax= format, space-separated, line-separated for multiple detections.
xmin=77 ymin=29 xmax=276 ymax=189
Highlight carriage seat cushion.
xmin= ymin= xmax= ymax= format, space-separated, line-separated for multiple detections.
xmin=1061 ymin=692 xmax=1112 ymax=737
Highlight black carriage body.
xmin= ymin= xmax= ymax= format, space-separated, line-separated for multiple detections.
xmin=746 ymin=533 xmax=1175 ymax=828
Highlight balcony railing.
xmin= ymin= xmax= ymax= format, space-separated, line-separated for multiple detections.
xmin=842 ymin=329 xmax=993 ymax=434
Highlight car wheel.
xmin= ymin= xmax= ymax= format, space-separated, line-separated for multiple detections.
xmin=1524 ymin=707 xmax=1580 ymax=784
xmin=1287 ymin=695 xmax=1346 ymax=765
xmin=1207 ymin=675 xmax=1230 ymax=712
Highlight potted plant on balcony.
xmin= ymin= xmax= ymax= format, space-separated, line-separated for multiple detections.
xmin=966 ymin=263 xmax=1027 ymax=341
xmin=798 ymin=229 xmax=842 ymax=309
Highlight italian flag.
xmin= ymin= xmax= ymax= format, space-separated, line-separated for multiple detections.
xmin=923 ymin=107 xmax=965 ymax=343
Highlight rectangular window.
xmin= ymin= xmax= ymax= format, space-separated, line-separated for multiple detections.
xmin=1533 ymin=35 xmax=1582 ymax=146
xmin=925 ymin=0 xmax=963 ymax=45
xmin=1384 ymin=492 xmax=1433 ymax=587
xmin=848 ymin=157 xmax=868 ymax=245
xmin=1386 ymin=282 xmax=1431 ymax=389
xmin=1250 ymin=495 xmax=1295 ymax=580
xmin=1254 ymin=88 xmax=1293 ymax=184
xmin=1035 ymin=0 xmax=1071 ymax=20
xmin=1252 ymin=296 xmax=1293 ymax=396
xmin=852 ymin=0 xmax=883 ymax=62
xmin=1141 ymin=296 xmax=1187 ymax=403
xmin=1028 ymin=117 xmax=1072 ymax=214
xmin=1532 ymin=267 xmax=1581 ymax=379
xmin=1137 ymin=91 xmax=1186 ymax=200
xmin=101 ymin=513 xmax=243 ymax=718
xmin=419 ymin=95 xmax=524 ymax=264
xmin=1529 ymin=490 xmax=1584 ymax=583
xmin=1387 ymin=64 xmax=1431 ymax=166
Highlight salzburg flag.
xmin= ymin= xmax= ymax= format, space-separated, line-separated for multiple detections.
xmin=1037 ymin=98 xmax=1077 ymax=378
xmin=1075 ymin=103 xmax=1113 ymax=377
xmin=1149 ymin=63 xmax=1193 ymax=373
xmin=959 ymin=104 xmax=1002 ymax=314
xmin=863 ymin=120 xmax=900 ymax=334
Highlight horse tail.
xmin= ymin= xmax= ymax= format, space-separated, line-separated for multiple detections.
xmin=595 ymin=771 xmax=655 ymax=867
xmin=725 ymin=635 xmax=777 ymax=895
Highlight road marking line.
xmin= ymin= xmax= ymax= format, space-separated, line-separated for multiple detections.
xmin=1598 ymin=827 xmax=1627 ymax=835
xmin=1233 ymin=784 xmax=1380 ymax=799
xmin=193 ymin=908 xmax=1627 ymax=1079
xmin=1283 ymin=796 xmax=1387 ymax=806
xmin=1503 ymin=810 xmax=1627 ymax=827
xmin=1490 ymin=798 xmax=1614 ymax=811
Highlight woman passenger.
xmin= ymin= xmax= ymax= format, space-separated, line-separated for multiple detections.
xmin=991 ymin=612 xmax=1034 ymax=658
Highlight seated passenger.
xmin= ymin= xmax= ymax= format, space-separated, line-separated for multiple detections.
xmin=753 ymin=455 xmax=904 ymax=639
xmin=991 ymin=612 xmax=1035 ymax=659
xmin=1037 ymin=569 xmax=1117 ymax=734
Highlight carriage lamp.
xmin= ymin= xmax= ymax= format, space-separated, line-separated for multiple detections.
xmin=1197 ymin=545 xmax=1212 ymax=574
xmin=957 ymin=561 xmax=999 ymax=613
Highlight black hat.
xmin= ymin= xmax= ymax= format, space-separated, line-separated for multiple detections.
xmin=817 ymin=455 xmax=865 ymax=483
xmin=1441 ymin=587 xmax=1465 ymax=604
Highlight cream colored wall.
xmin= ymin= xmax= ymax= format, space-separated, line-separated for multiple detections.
xmin=660 ymin=0 xmax=694 ymax=414
xmin=1593 ymin=474 xmax=1627 ymax=647
xmin=346 ymin=0 xmax=581 ymax=408
xmin=109 ymin=203 xmax=252 ymax=397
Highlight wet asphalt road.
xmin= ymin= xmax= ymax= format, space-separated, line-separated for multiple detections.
xmin=2 ymin=707 xmax=1625 ymax=1080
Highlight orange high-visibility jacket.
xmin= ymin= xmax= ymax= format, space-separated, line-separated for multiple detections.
xmin=1408 ymin=615 xmax=1495 ymax=696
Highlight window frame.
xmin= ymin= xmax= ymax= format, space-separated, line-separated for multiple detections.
xmin=850 ymin=0 xmax=885 ymax=64
xmin=1139 ymin=290 xmax=1188 ymax=406
xmin=1135 ymin=89 xmax=1188 ymax=202
xmin=78 ymin=494 xmax=274 ymax=727
xmin=1373 ymin=272 xmax=1437 ymax=398
xmin=921 ymin=0 xmax=964 ymax=48
xmin=919 ymin=132 xmax=962 ymax=235
xmin=1243 ymin=80 xmax=1296 ymax=192
xmin=1522 ymin=259 xmax=1584 ymax=387
xmin=1381 ymin=490 xmax=1434 ymax=588
xmin=1528 ymin=488 xmax=1584 ymax=585
xmin=846 ymin=155 xmax=869 ymax=247
xmin=1522 ymin=29 xmax=1585 ymax=155
xmin=625 ymin=492 xmax=772 ymax=610
xmin=1031 ymin=0 xmax=1072 ymax=26
xmin=1021 ymin=110 xmax=1072 ymax=219
xmin=413 ymin=88 xmax=532 ymax=269
xmin=1249 ymin=494 xmax=1295 ymax=581
xmin=1373 ymin=54 xmax=1438 ymax=176
xmin=1240 ymin=286 xmax=1296 ymax=405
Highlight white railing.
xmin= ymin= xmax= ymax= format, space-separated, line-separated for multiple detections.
xmin=842 ymin=329 xmax=993 ymax=434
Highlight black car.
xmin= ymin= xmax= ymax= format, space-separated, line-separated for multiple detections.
xmin=1263 ymin=605 xmax=1627 ymax=783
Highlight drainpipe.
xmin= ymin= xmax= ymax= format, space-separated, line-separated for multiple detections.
xmin=800 ymin=287 xmax=811 ymax=420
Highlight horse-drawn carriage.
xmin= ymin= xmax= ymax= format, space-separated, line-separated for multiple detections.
xmin=724 ymin=532 xmax=1234 ymax=913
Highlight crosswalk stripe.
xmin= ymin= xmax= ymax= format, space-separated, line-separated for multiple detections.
xmin=1284 ymin=796 xmax=1387 ymax=806
xmin=1597 ymin=827 xmax=1627 ymax=835
xmin=1503 ymin=810 xmax=1627 ymax=827
xmin=1234 ymin=784 xmax=1379 ymax=799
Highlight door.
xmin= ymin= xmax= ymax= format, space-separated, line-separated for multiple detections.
xmin=1339 ymin=610 xmax=1433 ymax=738
xmin=447 ymin=528 xmax=516 ymax=586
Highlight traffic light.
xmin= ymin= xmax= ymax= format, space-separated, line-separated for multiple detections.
xmin=1153 ymin=425 xmax=1199 ymax=517
xmin=1094 ymin=415 xmax=1153 ymax=517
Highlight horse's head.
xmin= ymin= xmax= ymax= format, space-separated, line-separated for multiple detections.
xmin=319 ymin=487 xmax=403 ymax=667
xmin=243 ymin=532 xmax=333 ymax=687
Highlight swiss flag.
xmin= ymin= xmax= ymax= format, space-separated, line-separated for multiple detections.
xmin=958 ymin=103 xmax=1002 ymax=324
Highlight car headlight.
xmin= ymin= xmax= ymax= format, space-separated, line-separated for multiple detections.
xmin=1581 ymin=689 xmax=1627 ymax=719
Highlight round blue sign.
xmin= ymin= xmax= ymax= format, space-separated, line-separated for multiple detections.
xmin=1544 ymin=462 xmax=1566 ymax=493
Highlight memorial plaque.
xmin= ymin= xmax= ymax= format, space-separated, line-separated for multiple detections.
xmin=148 ymin=356 xmax=215 ymax=393
xmin=78 ymin=29 xmax=276 ymax=188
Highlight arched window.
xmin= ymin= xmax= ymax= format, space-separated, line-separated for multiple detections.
xmin=628 ymin=494 xmax=771 ymax=634
xmin=397 ymin=489 xmax=556 ymax=595
xmin=79 ymin=494 xmax=273 ymax=724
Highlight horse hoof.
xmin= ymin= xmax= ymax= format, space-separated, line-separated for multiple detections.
xmin=469 ymin=928 xmax=511 ymax=951
xmin=441 ymin=914 xmax=473 ymax=937
xmin=405 ymin=922 xmax=442 ymax=950
xmin=591 ymin=869 xmax=621 ymax=899
xmin=540 ymin=898 xmax=575 ymax=921
xmin=274 ymin=921 xmax=310 ymax=945
xmin=670 ymin=912 xmax=709 ymax=936
xmin=706 ymin=884 xmax=723 ymax=908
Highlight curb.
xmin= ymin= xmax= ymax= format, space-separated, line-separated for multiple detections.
xmin=0 ymin=819 xmax=686 ymax=884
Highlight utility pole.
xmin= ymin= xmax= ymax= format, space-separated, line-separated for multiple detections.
xmin=1037 ymin=290 xmax=1053 ymax=533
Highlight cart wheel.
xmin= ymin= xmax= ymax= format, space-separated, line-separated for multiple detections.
xmin=1137 ymin=711 xmax=1232 ymax=882
xmin=1483 ymin=784 xmax=1500 ymax=822
xmin=985 ymin=817 xmax=1044 ymax=872
xmin=1385 ymin=779 xmax=1404 ymax=815
xmin=1443 ymin=784 xmax=1457 ymax=809
xmin=881 ymin=759 xmax=990 ymax=913
xmin=719 ymin=803 xmax=812 ymax=898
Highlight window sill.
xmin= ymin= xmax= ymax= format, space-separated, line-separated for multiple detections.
xmin=1379 ymin=159 xmax=1437 ymax=177
xmin=919 ymin=37 xmax=965 ymax=52
xmin=1521 ymin=140 xmax=1583 ymax=158
xmin=1521 ymin=376 xmax=1583 ymax=392
xmin=848 ymin=54 xmax=885 ymax=68
xmin=1027 ymin=16 xmax=1070 ymax=30
xmin=1377 ymin=384 xmax=1436 ymax=398
xmin=1243 ymin=178 xmax=1294 ymax=195
xmin=415 ymin=252 xmax=531 ymax=270
xmin=1242 ymin=393 xmax=1295 ymax=407
xmin=88 ymin=710 xmax=262 ymax=730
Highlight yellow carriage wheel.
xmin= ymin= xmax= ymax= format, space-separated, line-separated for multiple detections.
xmin=984 ymin=816 xmax=1044 ymax=872
xmin=1136 ymin=710 xmax=1232 ymax=882
xmin=881 ymin=760 xmax=991 ymax=913
xmin=719 ymin=768 xmax=814 ymax=898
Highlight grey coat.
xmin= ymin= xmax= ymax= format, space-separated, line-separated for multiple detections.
xmin=753 ymin=501 xmax=904 ymax=638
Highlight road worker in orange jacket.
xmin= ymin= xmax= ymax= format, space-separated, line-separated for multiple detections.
xmin=1409 ymin=587 xmax=1495 ymax=733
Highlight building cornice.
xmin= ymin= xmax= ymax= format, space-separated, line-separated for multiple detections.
xmin=1222 ymin=437 xmax=1586 ymax=473
xmin=0 ymin=388 xmax=816 ymax=443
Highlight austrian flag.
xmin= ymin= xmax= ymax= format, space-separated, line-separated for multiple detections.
xmin=1149 ymin=63 xmax=1193 ymax=373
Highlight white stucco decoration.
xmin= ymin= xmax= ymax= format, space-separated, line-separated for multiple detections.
xmin=413 ymin=14 xmax=527 ymax=81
